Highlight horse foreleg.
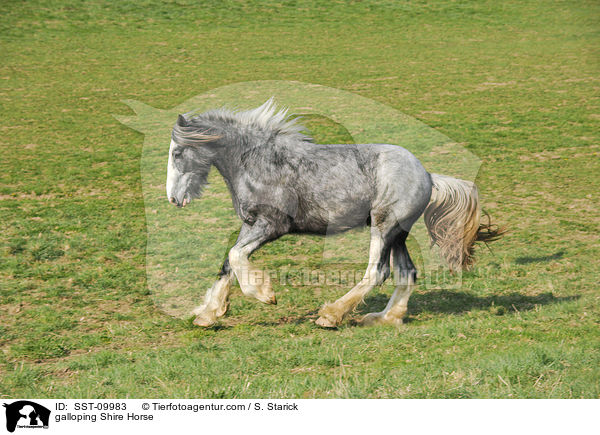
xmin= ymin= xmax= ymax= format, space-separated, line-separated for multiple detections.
xmin=316 ymin=226 xmax=390 ymax=328
xmin=192 ymin=259 xmax=234 ymax=327
xmin=228 ymin=220 xmax=281 ymax=305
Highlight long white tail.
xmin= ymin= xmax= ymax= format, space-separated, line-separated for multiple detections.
xmin=424 ymin=173 xmax=503 ymax=271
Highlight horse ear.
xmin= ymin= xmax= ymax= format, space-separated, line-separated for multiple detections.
xmin=177 ymin=114 xmax=188 ymax=127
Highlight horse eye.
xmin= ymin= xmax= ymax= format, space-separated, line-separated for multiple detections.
xmin=173 ymin=150 xmax=183 ymax=159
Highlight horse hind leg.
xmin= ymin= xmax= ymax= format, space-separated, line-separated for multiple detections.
xmin=316 ymin=225 xmax=392 ymax=328
xmin=360 ymin=231 xmax=416 ymax=327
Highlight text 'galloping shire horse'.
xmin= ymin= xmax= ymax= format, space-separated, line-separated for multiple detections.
xmin=166 ymin=99 xmax=502 ymax=328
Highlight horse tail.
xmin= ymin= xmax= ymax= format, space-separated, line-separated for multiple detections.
xmin=423 ymin=173 xmax=504 ymax=271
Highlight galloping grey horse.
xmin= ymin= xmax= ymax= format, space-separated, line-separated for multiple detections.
xmin=166 ymin=99 xmax=501 ymax=328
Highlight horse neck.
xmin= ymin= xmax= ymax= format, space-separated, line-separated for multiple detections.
xmin=210 ymin=124 xmax=275 ymax=191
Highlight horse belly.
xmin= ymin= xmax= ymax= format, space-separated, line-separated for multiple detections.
xmin=292 ymin=197 xmax=371 ymax=234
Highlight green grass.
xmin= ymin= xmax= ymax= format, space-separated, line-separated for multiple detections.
xmin=1 ymin=0 xmax=599 ymax=398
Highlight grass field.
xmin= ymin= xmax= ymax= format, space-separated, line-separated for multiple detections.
xmin=1 ymin=0 xmax=599 ymax=398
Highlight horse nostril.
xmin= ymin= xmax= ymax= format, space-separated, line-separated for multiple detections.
xmin=169 ymin=197 xmax=177 ymax=205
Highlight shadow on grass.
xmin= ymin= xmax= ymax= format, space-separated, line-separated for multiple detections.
xmin=255 ymin=309 xmax=320 ymax=327
xmin=515 ymin=251 xmax=564 ymax=265
xmin=184 ymin=317 xmax=234 ymax=331
xmin=186 ymin=290 xmax=577 ymax=328
xmin=361 ymin=290 xmax=578 ymax=317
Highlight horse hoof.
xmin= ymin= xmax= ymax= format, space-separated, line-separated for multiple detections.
xmin=256 ymin=292 xmax=277 ymax=305
xmin=193 ymin=313 xmax=217 ymax=327
xmin=359 ymin=312 xmax=403 ymax=327
xmin=315 ymin=315 xmax=338 ymax=329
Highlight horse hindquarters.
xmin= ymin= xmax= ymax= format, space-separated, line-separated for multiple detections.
xmin=315 ymin=147 xmax=433 ymax=328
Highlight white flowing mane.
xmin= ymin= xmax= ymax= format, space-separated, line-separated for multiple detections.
xmin=177 ymin=98 xmax=312 ymax=145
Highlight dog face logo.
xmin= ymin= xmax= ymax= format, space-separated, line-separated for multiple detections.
xmin=2 ymin=401 xmax=50 ymax=432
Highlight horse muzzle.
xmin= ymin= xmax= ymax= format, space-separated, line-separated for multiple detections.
xmin=169 ymin=197 xmax=190 ymax=208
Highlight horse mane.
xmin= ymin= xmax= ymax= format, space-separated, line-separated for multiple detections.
xmin=172 ymin=98 xmax=312 ymax=146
